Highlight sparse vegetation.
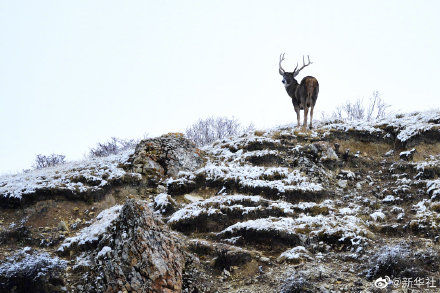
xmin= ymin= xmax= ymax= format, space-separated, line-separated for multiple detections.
xmin=365 ymin=243 xmax=438 ymax=280
xmin=34 ymin=154 xmax=66 ymax=169
xmin=185 ymin=116 xmax=254 ymax=146
xmin=254 ymin=130 xmax=265 ymax=137
xmin=323 ymin=91 xmax=390 ymax=122
xmin=89 ymin=137 xmax=138 ymax=157
xmin=280 ymin=275 xmax=314 ymax=293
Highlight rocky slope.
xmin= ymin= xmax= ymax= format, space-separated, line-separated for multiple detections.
xmin=1 ymin=112 xmax=440 ymax=292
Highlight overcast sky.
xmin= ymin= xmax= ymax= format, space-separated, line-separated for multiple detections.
xmin=1 ymin=0 xmax=439 ymax=174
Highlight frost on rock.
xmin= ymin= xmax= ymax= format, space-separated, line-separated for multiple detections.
xmin=153 ymin=193 xmax=176 ymax=215
xmin=205 ymin=136 xmax=283 ymax=155
xmin=168 ymin=195 xmax=297 ymax=232
xmin=217 ymin=214 xmax=369 ymax=249
xmin=382 ymin=195 xmax=399 ymax=204
xmin=217 ymin=217 xmax=302 ymax=246
xmin=427 ymin=179 xmax=440 ymax=199
xmin=193 ymin=163 xmax=323 ymax=199
xmin=166 ymin=171 xmax=198 ymax=195
xmin=0 ymin=110 xmax=439 ymax=291
xmin=414 ymin=156 xmax=440 ymax=181
xmin=96 ymin=246 xmax=112 ymax=259
xmin=165 ymin=128 xmax=334 ymax=201
xmin=58 ymin=205 xmax=122 ymax=254
xmin=278 ymin=246 xmax=313 ymax=264
xmin=0 ymin=149 xmax=141 ymax=206
xmin=370 ymin=211 xmax=386 ymax=222
xmin=399 ymin=148 xmax=416 ymax=161
xmin=168 ymin=195 xmax=335 ymax=233
xmin=73 ymin=253 xmax=92 ymax=271
xmin=321 ymin=111 xmax=440 ymax=145
xmin=381 ymin=111 xmax=440 ymax=143
xmin=322 ymin=120 xmax=385 ymax=140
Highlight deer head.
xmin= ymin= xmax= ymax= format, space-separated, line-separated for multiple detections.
xmin=279 ymin=54 xmax=313 ymax=87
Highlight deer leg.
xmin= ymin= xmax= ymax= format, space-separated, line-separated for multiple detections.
xmin=309 ymin=106 xmax=314 ymax=129
xmin=303 ymin=107 xmax=309 ymax=131
xmin=295 ymin=108 xmax=300 ymax=128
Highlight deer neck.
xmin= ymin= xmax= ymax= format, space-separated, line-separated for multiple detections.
xmin=285 ymin=80 xmax=298 ymax=97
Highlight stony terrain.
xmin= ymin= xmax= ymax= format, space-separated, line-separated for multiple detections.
xmin=1 ymin=112 xmax=440 ymax=292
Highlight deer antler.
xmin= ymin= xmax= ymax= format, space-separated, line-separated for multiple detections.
xmin=293 ymin=55 xmax=312 ymax=77
xmin=279 ymin=53 xmax=286 ymax=75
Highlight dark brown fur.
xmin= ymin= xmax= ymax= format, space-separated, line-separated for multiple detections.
xmin=286 ymin=76 xmax=319 ymax=129
xmin=295 ymin=76 xmax=319 ymax=129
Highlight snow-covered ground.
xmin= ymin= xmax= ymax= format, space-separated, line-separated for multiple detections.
xmin=0 ymin=149 xmax=141 ymax=202
xmin=217 ymin=213 xmax=368 ymax=247
xmin=320 ymin=110 xmax=440 ymax=143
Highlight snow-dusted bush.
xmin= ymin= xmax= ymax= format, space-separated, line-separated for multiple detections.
xmin=185 ymin=116 xmax=254 ymax=146
xmin=0 ymin=248 xmax=67 ymax=292
xmin=365 ymin=244 xmax=439 ymax=280
xmin=280 ymin=275 xmax=314 ymax=293
xmin=89 ymin=137 xmax=137 ymax=157
xmin=34 ymin=154 xmax=66 ymax=169
xmin=323 ymin=91 xmax=390 ymax=122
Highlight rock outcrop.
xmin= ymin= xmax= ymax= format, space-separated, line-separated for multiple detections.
xmin=61 ymin=199 xmax=186 ymax=293
xmin=126 ymin=133 xmax=204 ymax=178
xmin=1 ymin=111 xmax=440 ymax=292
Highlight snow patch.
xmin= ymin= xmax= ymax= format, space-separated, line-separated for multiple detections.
xmin=58 ymin=205 xmax=122 ymax=253
xmin=370 ymin=211 xmax=386 ymax=221
xmin=97 ymin=246 xmax=112 ymax=258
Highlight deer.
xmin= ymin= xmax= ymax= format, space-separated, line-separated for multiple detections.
xmin=279 ymin=53 xmax=319 ymax=130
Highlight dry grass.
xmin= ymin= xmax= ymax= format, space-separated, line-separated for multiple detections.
xmin=166 ymin=132 xmax=184 ymax=138
xmin=430 ymin=202 xmax=440 ymax=213
xmin=336 ymin=139 xmax=391 ymax=159
xmin=254 ymin=130 xmax=265 ymax=137
xmin=271 ymin=130 xmax=282 ymax=140
xmin=411 ymin=143 xmax=440 ymax=162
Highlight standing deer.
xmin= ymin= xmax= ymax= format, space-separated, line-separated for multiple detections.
xmin=279 ymin=53 xmax=319 ymax=130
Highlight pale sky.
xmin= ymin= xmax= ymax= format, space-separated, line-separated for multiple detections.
xmin=1 ymin=0 xmax=439 ymax=174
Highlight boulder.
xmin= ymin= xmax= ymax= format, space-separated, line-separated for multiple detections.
xmin=126 ymin=133 xmax=204 ymax=178
xmin=66 ymin=199 xmax=186 ymax=293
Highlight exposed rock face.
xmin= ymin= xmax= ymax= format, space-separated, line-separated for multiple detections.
xmin=187 ymin=239 xmax=256 ymax=270
xmin=65 ymin=199 xmax=186 ymax=293
xmin=126 ymin=133 xmax=204 ymax=178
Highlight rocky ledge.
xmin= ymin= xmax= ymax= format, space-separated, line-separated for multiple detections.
xmin=1 ymin=111 xmax=440 ymax=292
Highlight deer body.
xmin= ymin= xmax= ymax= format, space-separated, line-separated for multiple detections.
xmin=279 ymin=54 xmax=319 ymax=129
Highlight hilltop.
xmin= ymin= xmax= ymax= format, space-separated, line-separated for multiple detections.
xmin=1 ymin=111 xmax=440 ymax=292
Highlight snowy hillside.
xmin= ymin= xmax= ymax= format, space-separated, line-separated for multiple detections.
xmin=1 ymin=112 xmax=440 ymax=292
